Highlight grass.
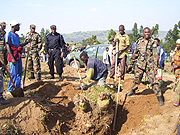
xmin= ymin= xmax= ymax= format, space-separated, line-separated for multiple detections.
xmin=84 ymin=85 xmax=115 ymax=103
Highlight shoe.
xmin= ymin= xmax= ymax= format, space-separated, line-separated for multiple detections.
xmin=75 ymin=85 xmax=88 ymax=90
xmin=59 ymin=76 xmax=63 ymax=81
xmin=36 ymin=73 xmax=41 ymax=80
xmin=127 ymin=90 xmax=135 ymax=96
xmin=157 ymin=95 xmax=164 ymax=106
xmin=173 ymin=101 xmax=179 ymax=107
xmin=28 ymin=72 xmax=35 ymax=79
xmin=46 ymin=76 xmax=54 ymax=79
xmin=0 ymin=97 xmax=10 ymax=105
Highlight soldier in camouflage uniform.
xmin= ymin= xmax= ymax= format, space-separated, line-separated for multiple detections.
xmin=25 ymin=24 xmax=42 ymax=80
xmin=0 ymin=22 xmax=10 ymax=104
xmin=0 ymin=22 xmax=8 ymax=76
xmin=126 ymin=27 xmax=164 ymax=106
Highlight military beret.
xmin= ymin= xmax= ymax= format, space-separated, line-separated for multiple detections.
xmin=0 ymin=22 xmax=6 ymax=26
xmin=30 ymin=24 xmax=36 ymax=29
xmin=50 ymin=25 xmax=56 ymax=29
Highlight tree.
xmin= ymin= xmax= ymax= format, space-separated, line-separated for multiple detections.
xmin=139 ymin=25 xmax=144 ymax=36
xmin=151 ymin=24 xmax=159 ymax=38
xmin=82 ymin=35 xmax=101 ymax=46
xmin=107 ymin=29 xmax=116 ymax=42
xmin=40 ymin=28 xmax=50 ymax=44
xmin=162 ymin=23 xmax=180 ymax=54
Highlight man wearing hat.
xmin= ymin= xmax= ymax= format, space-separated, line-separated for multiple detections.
xmin=6 ymin=20 xmax=31 ymax=93
xmin=25 ymin=24 xmax=42 ymax=80
xmin=0 ymin=22 xmax=8 ymax=76
xmin=45 ymin=25 xmax=66 ymax=81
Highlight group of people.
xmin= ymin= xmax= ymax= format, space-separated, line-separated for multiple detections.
xmin=0 ymin=20 xmax=67 ymax=104
xmin=75 ymin=25 xmax=177 ymax=107
xmin=0 ymin=21 xmax=179 ymax=108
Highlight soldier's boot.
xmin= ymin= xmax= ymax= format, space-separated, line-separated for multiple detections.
xmin=127 ymin=89 xmax=136 ymax=96
xmin=36 ymin=73 xmax=41 ymax=81
xmin=157 ymin=95 xmax=164 ymax=106
xmin=28 ymin=72 xmax=35 ymax=79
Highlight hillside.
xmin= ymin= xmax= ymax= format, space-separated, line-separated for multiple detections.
xmin=63 ymin=30 xmax=167 ymax=43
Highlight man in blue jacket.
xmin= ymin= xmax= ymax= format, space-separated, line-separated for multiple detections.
xmin=75 ymin=51 xmax=108 ymax=90
xmin=155 ymin=38 xmax=165 ymax=86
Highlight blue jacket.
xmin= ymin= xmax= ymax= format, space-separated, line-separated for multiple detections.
xmin=157 ymin=45 xmax=165 ymax=69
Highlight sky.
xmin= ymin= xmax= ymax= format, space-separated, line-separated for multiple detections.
xmin=1 ymin=0 xmax=180 ymax=36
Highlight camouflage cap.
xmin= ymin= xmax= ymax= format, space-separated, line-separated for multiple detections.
xmin=0 ymin=22 xmax=6 ymax=26
xmin=30 ymin=24 xmax=36 ymax=29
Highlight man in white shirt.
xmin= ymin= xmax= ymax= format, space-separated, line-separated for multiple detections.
xmin=103 ymin=47 xmax=111 ymax=71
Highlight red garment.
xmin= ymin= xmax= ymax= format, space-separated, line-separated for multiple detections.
xmin=7 ymin=32 xmax=23 ymax=62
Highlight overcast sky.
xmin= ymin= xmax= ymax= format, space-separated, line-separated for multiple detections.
xmin=1 ymin=0 xmax=179 ymax=35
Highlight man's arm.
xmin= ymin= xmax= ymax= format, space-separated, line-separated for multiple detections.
xmin=60 ymin=35 xmax=66 ymax=58
xmin=37 ymin=34 xmax=42 ymax=51
xmin=6 ymin=43 xmax=16 ymax=65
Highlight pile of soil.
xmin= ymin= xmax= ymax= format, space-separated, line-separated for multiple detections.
xmin=0 ymin=62 xmax=179 ymax=135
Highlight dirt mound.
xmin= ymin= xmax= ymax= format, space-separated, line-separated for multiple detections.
xmin=0 ymin=98 xmax=47 ymax=134
xmin=1 ymin=63 xmax=179 ymax=134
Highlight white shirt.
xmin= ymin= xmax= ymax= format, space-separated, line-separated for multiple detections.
xmin=103 ymin=50 xmax=110 ymax=64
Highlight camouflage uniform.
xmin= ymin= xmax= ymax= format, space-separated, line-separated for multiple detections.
xmin=25 ymin=27 xmax=42 ymax=78
xmin=128 ymin=37 xmax=162 ymax=97
xmin=0 ymin=23 xmax=7 ymax=75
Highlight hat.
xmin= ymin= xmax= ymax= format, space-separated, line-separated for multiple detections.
xmin=176 ymin=39 xmax=180 ymax=44
xmin=30 ymin=24 xmax=36 ymax=29
xmin=0 ymin=22 xmax=6 ymax=26
xmin=10 ymin=20 xmax=21 ymax=27
xmin=50 ymin=25 xmax=56 ymax=29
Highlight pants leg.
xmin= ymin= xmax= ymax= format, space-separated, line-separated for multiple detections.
xmin=0 ymin=70 xmax=3 ymax=98
xmin=48 ymin=51 xmax=55 ymax=76
xmin=146 ymin=67 xmax=162 ymax=96
xmin=109 ymin=55 xmax=120 ymax=78
xmin=54 ymin=49 xmax=63 ymax=76
xmin=8 ymin=58 xmax=23 ymax=92
xmin=119 ymin=55 xmax=127 ymax=80
xmin=28 ymin=51 xmax=34 ymax=73
xmin=33 ymin=51 xmax=41 ymax=74
xmin=132 ymin=66 xmax=144 ymax=91
xmin=97 ymin=71 xmax=108 ymax=86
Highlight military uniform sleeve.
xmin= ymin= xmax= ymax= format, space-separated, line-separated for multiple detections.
xmin=24 ymin=33 xmax=30 ymax=42
xmin=128 ymin=45 xmax=139 ymax=66
xmin=83 ymin=68 xmax=94 ymax=85
xmin=37 ymin=34 xmax=42 ymax=50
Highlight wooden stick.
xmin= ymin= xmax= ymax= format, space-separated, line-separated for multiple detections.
xmin=113 ymin=77 xmax=121 ymax=130
xmin=114 ymin=41 xmax=118 ymax=85
xmin=0 ymin=55 xmax=16 ymax=88
xmin=22 ymin=47 xmax=30 ymax=89
xmin=73 ymin=55 xmax=83 ymax=86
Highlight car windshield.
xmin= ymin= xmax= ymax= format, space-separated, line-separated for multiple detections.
xmin=98 ymin=46 xmax=106 ymax=53
xmin=85 ymin=46 xmax=97 ymax=54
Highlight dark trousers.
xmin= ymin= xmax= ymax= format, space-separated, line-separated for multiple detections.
xmin=48 ymin=49 xmax=63 ymax=76
xmin=109 ymin=55 xmax=127 ymax=80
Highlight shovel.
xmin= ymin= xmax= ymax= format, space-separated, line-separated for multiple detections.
xmin=0 ymin=55 xmax=24 ymax=97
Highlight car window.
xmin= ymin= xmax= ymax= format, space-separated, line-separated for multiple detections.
xmin=85 ymin=46 xmax=97 ymax=54
xmin=98 ymin=46 xmax=107 ymax=53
